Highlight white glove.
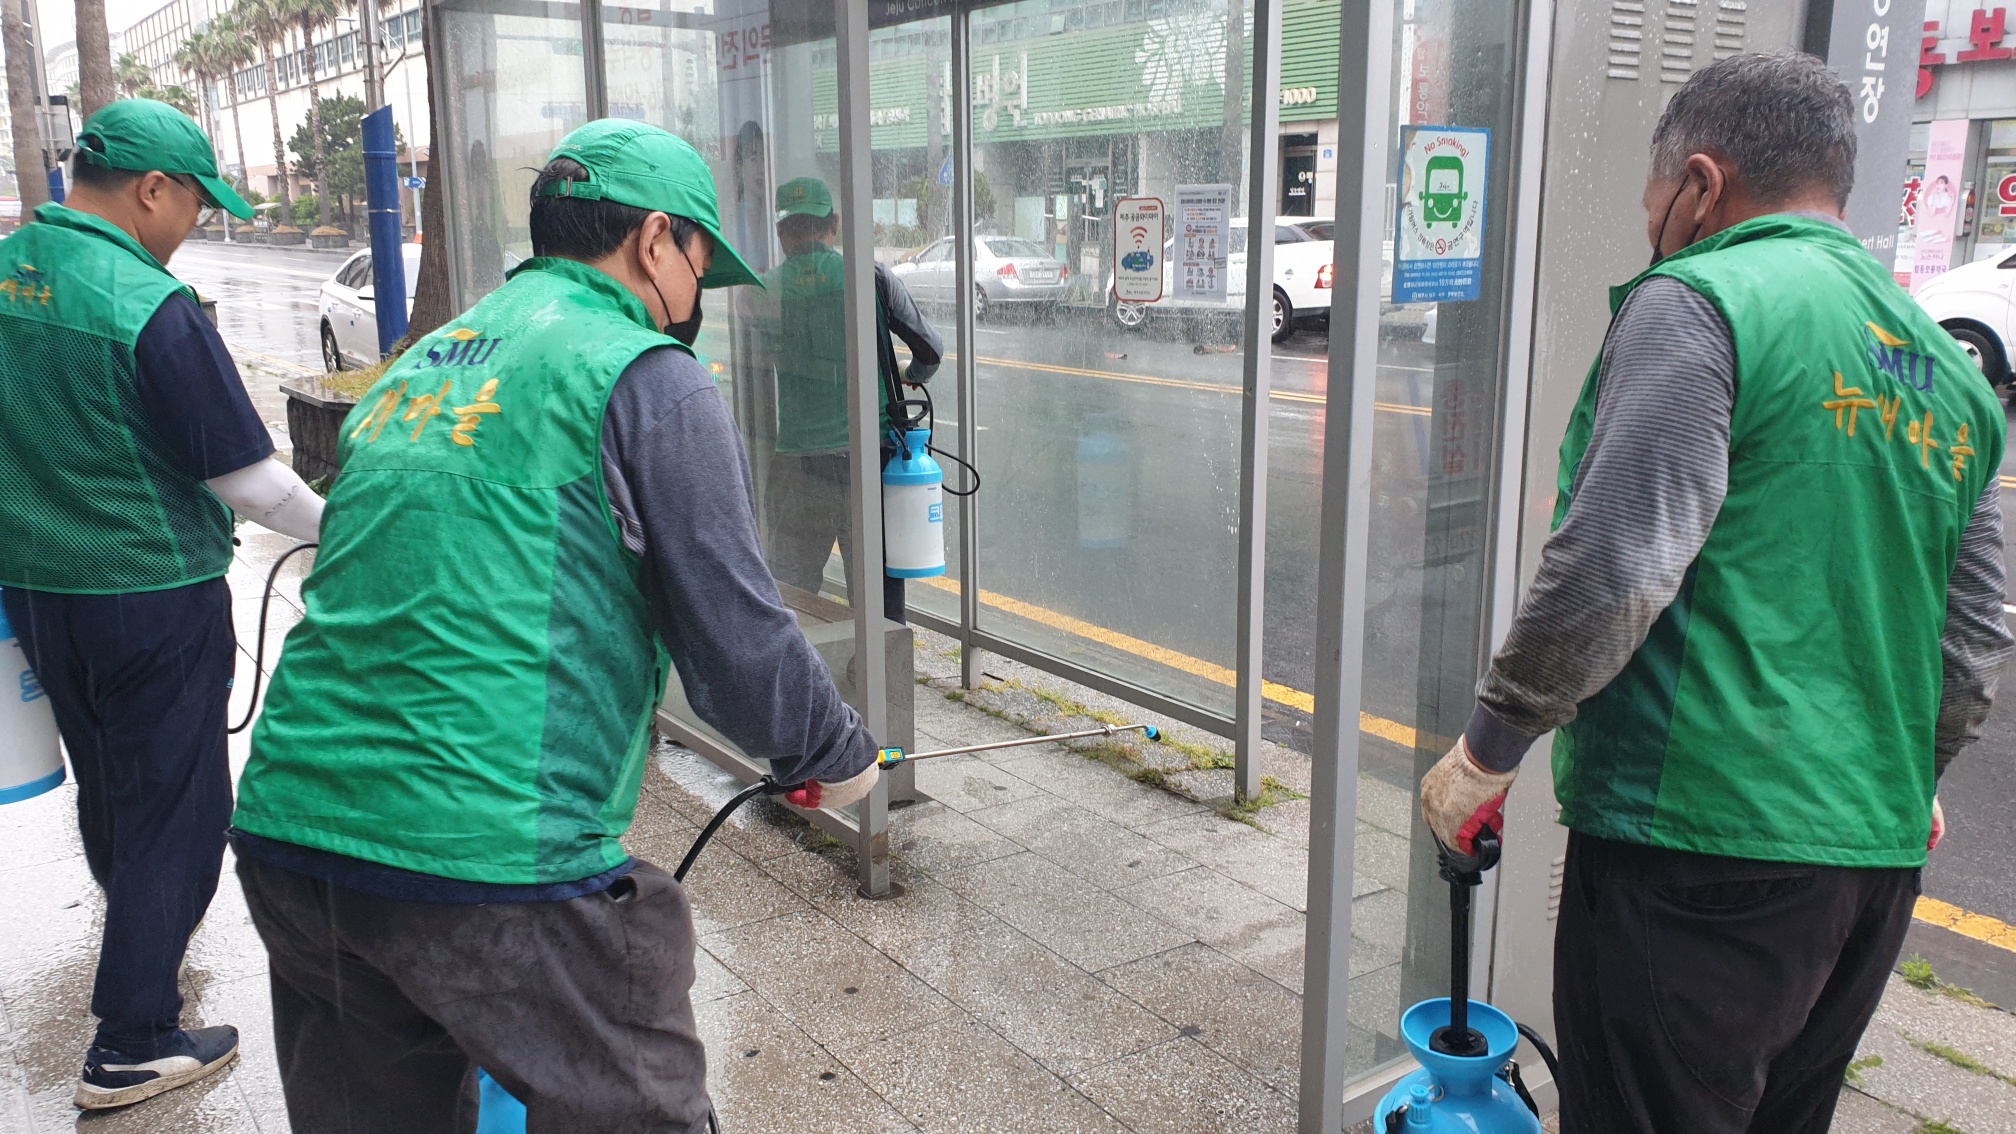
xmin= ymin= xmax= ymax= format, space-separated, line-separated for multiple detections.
xmin=1420 ymin=736 xmax=1517 ymax=855
xmin=783 ymin=761 xmax=880 ymax=810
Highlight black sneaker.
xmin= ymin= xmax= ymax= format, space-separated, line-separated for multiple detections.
xmin=73 ymin=1025 xmax=239 ymax=1110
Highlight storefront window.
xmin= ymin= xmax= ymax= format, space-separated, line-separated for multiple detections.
xmin=1974 ymin=119 xmax=2016 ymax=262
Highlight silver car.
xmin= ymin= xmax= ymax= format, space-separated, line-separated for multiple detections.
xmin=891 ymin=235 xmax=1071 ymax=318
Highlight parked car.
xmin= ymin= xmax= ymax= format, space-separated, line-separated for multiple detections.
xmin=1106 ymin=219 xmax=1335 ymax=343
xmin=1913 ymin=251 xmax=2016 ymax=397
xmin=890 ymin=234 xmax=1070 ymax=318
xmin=320 ymin=243 xmax=423 ymax=371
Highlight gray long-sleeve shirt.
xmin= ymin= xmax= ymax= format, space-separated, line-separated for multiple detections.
xmin=1465 ymin=270 xmax=2013 ymax=776
xmin=601 ymin=345 xmax=876 ymax=788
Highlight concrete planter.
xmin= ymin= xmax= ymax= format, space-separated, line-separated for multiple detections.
xmin=199 ymin=227 xmax=224 ymax=242
xmin=308 ymin=231 xmax=350 ymax=251
xmin=267 ymin=228 xmax=307 ymax=247
xmin=281 ymin=376 xmax=357 ymax=484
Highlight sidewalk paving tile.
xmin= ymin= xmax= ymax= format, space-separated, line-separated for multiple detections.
xmin=908 ymin=754 xmax=1044 ymax=814
xmin=887 ymin=802 xmax=1024 ymax=874
xmin=964 ymin=793 xmax=1199 ymax=891
xmin=1115 ymin=867 xmax=1307 ymax=994
xmin=1069 ymin=1036 xmax=1297 ymax=1134
xmin=694 ymin=991 xmax=917 ymax=1134
xmin=887 ymin=924 xmax=1177 ymax=1076
xmin=989 ymin=750 xmax=1209 ymax=828
xmin=701 ymin=909 xmax=961 ymax=1053
xmin=932 ymin=852 xmax=1194 ymax=972
xmin=1099 ymin=942 xmax=1304 ymax=1095
xmin=842 ymin=1015 xmax=1129 ymax=1134
xmin=679 ymin=847 xmax=816 ymax=938
xmin=759 ymin=853 xmax=1009 ymax=959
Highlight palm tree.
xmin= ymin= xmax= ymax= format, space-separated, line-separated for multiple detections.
xmin=75 ymin=0 xmax=115 ymax=118
xmin=173 ymin=33 xmax=218 ymax=160
xmin=233 ymin=0 xmax=292 ymax=217
xmin=112 ymin=51 xmax=152 ymax=98
xmin=204 ymin=16 xmax=256 ymax=202
xmin=287 ymin=0 xmax=342 ymax=227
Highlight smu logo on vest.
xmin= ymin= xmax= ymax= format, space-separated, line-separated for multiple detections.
xmin=350 ymin=329 xmax=507 ymax=450
xmin=1862 ymin=322 xmax=1937 ymax=393
xmin=422 ymin=327 xmax=503 ymax=368
xmin=0 ymin=264 xmax=51 ymax=305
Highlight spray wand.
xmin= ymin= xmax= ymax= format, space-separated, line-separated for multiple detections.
xmin=672 ymin=722 xmax=1159 ymax=882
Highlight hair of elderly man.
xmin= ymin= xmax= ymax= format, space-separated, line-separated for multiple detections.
xmin=1649 ymin=51 xmax=1857 ymax=207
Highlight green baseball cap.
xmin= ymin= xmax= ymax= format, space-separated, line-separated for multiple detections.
xmin=76 ymin=98 xmax=253 ymax=220
xmin=775 ymin=177 xmax=834 ymax=219
xmin=536 ymin=119 xmax=760 ymax=289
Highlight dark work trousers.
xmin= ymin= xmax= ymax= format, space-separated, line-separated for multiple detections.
xmin=1554 ymin=831 xmax=1920 ymax=1134
xmin=2 ymin=580 xmax=236 ymax=1054
xmin=763 ymin=449 xmax=907 ymax=622
xmin=235 ymin=854 xmax=713 ymax=1134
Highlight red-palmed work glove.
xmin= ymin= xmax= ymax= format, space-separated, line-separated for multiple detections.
xmin=784 ymin=762 xmax=880 ymax=811
xmin=1420 ymin=736 xmax=1517 ymax=855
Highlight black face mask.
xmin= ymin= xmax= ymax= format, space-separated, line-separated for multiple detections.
xmin=651 ymin=239 xmax=705 ymax=345
xmin=1649 ymin=176 xmax=1702 ymax=268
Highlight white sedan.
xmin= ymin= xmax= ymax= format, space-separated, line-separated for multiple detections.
xmin=320 ymin=243 xmax=422 ymax=371
xmin=1912 ymin=252 xmax=2016 ymax=397
xmin=1107 ymin=218 xmax=1335 ymax=343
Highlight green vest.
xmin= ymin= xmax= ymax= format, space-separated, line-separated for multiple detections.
xmin=771 ymin=242 xmax=851 ymax=454
xmin=1552 ymin=215 xmax=2005 ymax=868
xmin=234 ymin=259 xmax=674 ymax=884
xmin=0 ymin=204 xmax=232 ymax=593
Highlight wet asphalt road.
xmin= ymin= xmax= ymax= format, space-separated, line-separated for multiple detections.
xmin=176 ymin=240 xmax=2016 ymax=993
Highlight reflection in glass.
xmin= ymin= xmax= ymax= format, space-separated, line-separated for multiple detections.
xmin=437 ymin=1 xmax=589 ymax=301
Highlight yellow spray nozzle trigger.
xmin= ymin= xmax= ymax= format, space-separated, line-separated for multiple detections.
xmin=877 ymin=747 xmax=908 ymax=767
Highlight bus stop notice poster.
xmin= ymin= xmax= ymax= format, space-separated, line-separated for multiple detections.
xmin=1113 ymin=196 xmax=1165 ymax=302
xmin=1175 ymin=184 xmax=1231 ymax=303
xmin=1395 ymin=125 xmax=1490 ymax=303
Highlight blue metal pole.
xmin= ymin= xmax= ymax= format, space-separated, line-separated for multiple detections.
xmin=45 ymin=165 xmax=63 ymax=204
xmin=362 ymin=105 xmax=408 ymax=358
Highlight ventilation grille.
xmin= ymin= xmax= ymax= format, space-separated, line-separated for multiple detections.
xmin=1608 ymin=0 xmax=1645 ymax=79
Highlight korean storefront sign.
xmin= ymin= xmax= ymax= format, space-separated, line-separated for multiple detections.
xmin=1174 ymin=184 xmax=1230 ymax=304
xmin=1809 ymin=0 xmax=1921 ymax=259
xmin=1912 ymin=118 xmax=1971 ymax=292
xmin=1394 ymin=125 xmax=1490 ymax=304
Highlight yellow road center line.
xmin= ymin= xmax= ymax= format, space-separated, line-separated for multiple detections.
xmin=957 ymin=352 xmax=1430 ymax=415
xmin=917 ymin=575 xmax=1418 ymax=749
xmin=2002 ymin=475 xmax=2016 ymax=490
xmin=1915 ymin=896 xmax=2016 ymax=954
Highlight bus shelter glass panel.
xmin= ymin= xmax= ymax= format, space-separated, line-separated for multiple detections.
xmin=436 ymin=0 xmax=590 ymax=302
xmin=965 ymin=0 xmax=1256 ymax=719
xmin=587 ymin=0 xmax=910 ymax=768
xmin=873 ymin=16 xmax=962 ymax=627
xmin=1261 ymin=0 xmax=1529 ymax=1080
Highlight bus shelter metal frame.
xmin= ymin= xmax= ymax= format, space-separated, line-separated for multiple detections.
xmin=420 ymin=0 xmax=1552 ymax=1123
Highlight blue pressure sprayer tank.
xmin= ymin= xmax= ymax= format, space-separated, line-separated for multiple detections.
xmin=0 ymin=591 xmax=64 ymax=804
xmin=883 ymin=428 xmax=946 ymax=578
xmin=1374 ymin=827 xmax=1548 ymax=1133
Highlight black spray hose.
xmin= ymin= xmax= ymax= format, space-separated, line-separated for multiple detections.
xmin=674 ymin=777 xmax=794 ymax=882
xmin=1516 ymin=1021 xmax=1560 ymax=1083
xmin=229 ymin=541 xmax=320 ymax=735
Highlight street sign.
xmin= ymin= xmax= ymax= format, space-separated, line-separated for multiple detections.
xmin=1174 ymin=184 xmax=1230 ymax=303
xmin=403 ymin=176 xmax=427 ymax=189
xmin=1394 ymin=125 xmax=1490 ymax=303
xmin=1113 ymin=196 xmax=1164 ymax=302
xmin=938 ymin=154 xmax=952 ymax=187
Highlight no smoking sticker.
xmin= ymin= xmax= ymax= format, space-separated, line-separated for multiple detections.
xmin=1394 ymin=125 xmax=1490 ymax=304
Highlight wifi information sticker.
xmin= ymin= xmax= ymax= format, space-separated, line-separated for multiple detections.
xmin=1113 ymin=196 xmax=1165 ymax=303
